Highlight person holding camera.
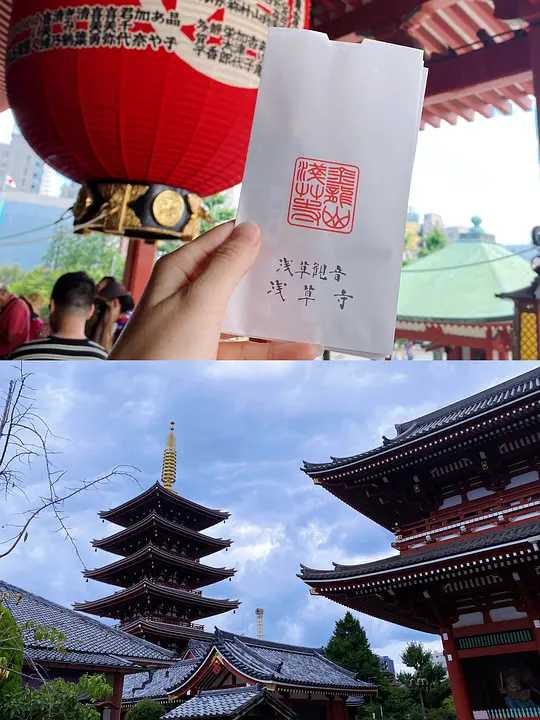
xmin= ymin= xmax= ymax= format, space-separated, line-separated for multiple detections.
xmin=10 ymin=272 xmax=108 ymax=360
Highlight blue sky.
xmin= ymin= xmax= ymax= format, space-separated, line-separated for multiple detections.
xmin=1 ymin=360 xmax=539 ymax=670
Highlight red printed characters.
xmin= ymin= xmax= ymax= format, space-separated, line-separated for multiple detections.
xmin=288 ymin=157 xmax=359 ymax=234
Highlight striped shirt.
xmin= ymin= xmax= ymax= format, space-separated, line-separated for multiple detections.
xmin=10 ymin=336 xmax=108 ymax=361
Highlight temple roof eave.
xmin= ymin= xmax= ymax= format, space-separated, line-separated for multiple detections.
xmin=92 ymin=512 xmax=232 ymax=554
xmin=396 ymin=313 xmax=514 ymax=324
xmin=299 ymin=521 xmax=540 ymax=584
xmin=303 ymin=367 xmax=540 ymax=476
xmin=73 ymin=580 xmax=240 ymax=617
xmin=83 ymin=543 xmax=235 ymax=582
xmin=100 ymin=483 xmax=229 ymax=528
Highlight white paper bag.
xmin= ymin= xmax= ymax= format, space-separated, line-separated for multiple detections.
xmin=224 ymin=28 xmax=428 ymax=357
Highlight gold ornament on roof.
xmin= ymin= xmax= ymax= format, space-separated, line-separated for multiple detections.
xmin=161 ymin=421 xmax=177 ymax=492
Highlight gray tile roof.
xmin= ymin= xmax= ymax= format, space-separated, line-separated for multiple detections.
xmin=124 ymin=660 xmax=201 ymax=701
xmin=300 ymin=519 xmax=540 ymax=581
xmin=1 ymin=580 xmax=174 ymax=670
xmin=122 ymin=630 xmax=373 ymax=703
xmin=164 ymin=686 xmax=261 ymax=718
xmin=212 ymin=630 xmax=372 ymax=690
xmin=304 ymin=366 xmax=540 ymax=472
xmin=163 ymin=686 xmax=296 ymax=719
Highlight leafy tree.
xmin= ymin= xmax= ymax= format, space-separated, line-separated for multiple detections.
xmin=399 ymin=643 xmax=453 ymax=720
xmin=418 ymin=227 xmax=447 ymax=258
xmin=3 ymin=228 xmax=125 ymax=306
xmin=325 ymin=612 xmax=382 ymax=683
xmin=44 ymin=228 xmax=124 ymax=280
xmin=0 ymin=266 xmax=24 ymax=287
xmin=0 ymin=606 xmax=24 ymax=700
xmin=0 ymin=674 xmax=112 ymax=720
xmin=157 ymin=191 xmax=236 ymax=257
xmin=126 ymin=699 xmax=165 ymax=720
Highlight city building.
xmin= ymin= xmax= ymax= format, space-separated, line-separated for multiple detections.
xmin=377 ymin=655 xmax=396 ymax=676
xmin=0 ymin=191 xmax=73 ymax=270
xmin=0 ymin=132 xmax=44 ymax=194
xmin=301 ymin=367 xmax=540 ymax=720
xmin=422 ymin=213 xmax=444 ymax=236
xmin=74 ymin=423 xmax=239 ymax=654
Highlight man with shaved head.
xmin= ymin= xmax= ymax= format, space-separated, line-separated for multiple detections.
xmin=0 ymin=283 xmax=30 ymax=358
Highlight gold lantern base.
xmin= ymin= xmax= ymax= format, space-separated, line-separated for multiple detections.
xmin=72 ymin=182 xmax=209 ymax=240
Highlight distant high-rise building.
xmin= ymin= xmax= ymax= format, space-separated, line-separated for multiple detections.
xmin=422 ymin=212 xmax=444 ymax=236
xmin=377 ymin=655 xmax=396 ymax=676
xmin=59 ymin=179 xmax=80 ymax=200
xmin=0 ymin=133 xmax=44 ymax=194
xmin=432 ymin=651 xmax=447 ymax=673
xmin=39 ymin=165 xmax=59 ymax=197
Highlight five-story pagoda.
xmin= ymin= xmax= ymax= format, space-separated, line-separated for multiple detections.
xmin=75 ymin=422 xmax=239 ymax=654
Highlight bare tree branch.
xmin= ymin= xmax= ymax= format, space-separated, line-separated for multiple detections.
xmin=0 ymin=363 xmax=140 ymax=564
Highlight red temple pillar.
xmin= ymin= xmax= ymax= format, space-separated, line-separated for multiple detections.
xmin=441 ymin=631 xmax=473 ymax=720
xmin=110 ymin=673 xmax=124 ymax=720
xmin=446 ymin=346 xmax=463 ymax=360
xmin=326 ymin=698 xmax=349 ymax=720
xmin=530 ymin=19 xmax=540 ymax=162
xmin=122 ymin=239 xmax=157 ymax=302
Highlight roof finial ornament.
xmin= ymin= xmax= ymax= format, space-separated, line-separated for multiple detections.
xmin=161 ymin=420 xmax=177 ymax=492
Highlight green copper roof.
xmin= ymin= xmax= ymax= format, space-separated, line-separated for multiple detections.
xmin=397 ymin=242 xmax=535 ymax=322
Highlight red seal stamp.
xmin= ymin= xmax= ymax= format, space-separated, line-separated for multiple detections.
xmin=287 ymin=156 xmax=359 ymax=234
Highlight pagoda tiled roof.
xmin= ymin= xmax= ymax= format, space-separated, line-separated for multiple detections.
xmin=163 ymin=686 xmax=297 ymax=719
xmin=74 ymin=580 xmax=239 ymax=618
xmin=84 ymin=544 xmax=235 ymax=586
xmin=121 ymin=619 xmax=216 ymax=642
xmin=100 ymin=483 xmax=229 ymax=530
xmin=123 ymin=660 xmax=201 ymax=701
xmin=93 ymin=512 xmax=232 ymax=556
xmin=299 ymin=519 xmax=540 ymax=582
xmin=0 ymin=580 xmax=174 ymax=670
xmin=303 ymin=367 xmax=540 ymax=474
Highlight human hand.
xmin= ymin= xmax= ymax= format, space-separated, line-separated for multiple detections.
xmin=110 ymin=221 xmax=320 ymax=360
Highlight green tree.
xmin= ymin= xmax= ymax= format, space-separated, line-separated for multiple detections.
xmin=0 ymin=606 xmax=24 ymax=700
xmin=0 ymin=674 xmax=112 ymax=720
xmin=44 ymin=228 xmax=124 ymax=280
xmin=126 ymin=699 xmax=165 ymax=720
xmin=0 ymin=266 xmax=24 ymax=287
xmin=418 ymin=227 xmax=447 ymax=258
xmin=325 ymin=612 xmax=382 ymax=683
xmin=399 ymin=643 xmax=453 ymax=719
xmin=157 ymin=191 xmax=236 ymax=257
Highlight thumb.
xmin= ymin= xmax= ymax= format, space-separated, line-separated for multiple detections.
xmin=190 ymin=222 xmax=261 ymax=305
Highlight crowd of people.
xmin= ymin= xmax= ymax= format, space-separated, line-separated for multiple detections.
xmin=0 ymin=272 xmax=134 ymax=360
xmin=1 ymin=222 xmax=318 ymax=361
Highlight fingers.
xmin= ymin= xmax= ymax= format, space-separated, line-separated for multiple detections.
xmin=217 ymin=340 xmax=321 ymax=360
xmin=142 ymin=220 xmax=238 ymax=304
xmin=189 ymin=222 xmax=261 ymax=307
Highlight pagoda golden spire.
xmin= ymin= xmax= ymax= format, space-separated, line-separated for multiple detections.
xmin=161 ymin=421 xmax=177 ymax=492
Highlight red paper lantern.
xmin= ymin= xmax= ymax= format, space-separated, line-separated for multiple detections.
xmin=6 ymin=0 xmax=309 ymax=237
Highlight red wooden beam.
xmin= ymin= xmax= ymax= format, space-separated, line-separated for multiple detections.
xmin=425 ymin=31 xmax=531 ymax=97
xmin=315 ymin=0 xmax=429 ymax=39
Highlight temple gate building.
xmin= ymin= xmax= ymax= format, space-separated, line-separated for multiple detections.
xmin=300 ymin=367 xmax=540 ymax=719
xmin=122 ymin=628 xmax=376 ymax=719
xmin=75 ymin=422 xmax=239 ymax=654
